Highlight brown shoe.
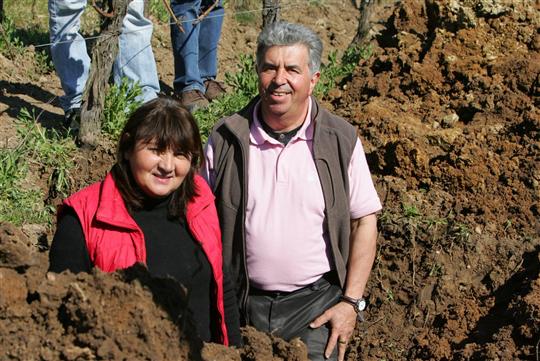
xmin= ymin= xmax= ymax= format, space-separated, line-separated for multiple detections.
xmin=179 ymin=90 xmax=209 ymax=112
xmin=204 ymin=80 xmax=226 ymax=101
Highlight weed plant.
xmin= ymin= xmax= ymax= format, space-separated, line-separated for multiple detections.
xmin=0 ymin=184 xmax=51 ymax=225
xmin=0 ymin=15 xmax=53 ymax=73
xmin=235 ymin=10 xmax=256 ymax=25
xmin=315 ymin=45 xmax=372 ymax=97
xmin=0 ymin=16 xmax=24 ymax=57
xmin=194 ymin=54 xmax=258 ymax=141
xmin=15 ymin=108 xmax=76 ymax=196
xmin=102 ymin=78 xmax=143 ymax=141
xmin=228 ymin=0 xmax=260 ymax=25
xmin=149 ymin=0 xmax=169 ymax=23
xmin=0 ymin=109 xmax=76 ymax=225
xmin=224 ymin=54 xmax=259 ymax=97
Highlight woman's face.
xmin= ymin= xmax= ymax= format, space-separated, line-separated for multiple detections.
xmin=127 ymin=140 xmax=191 ymax=198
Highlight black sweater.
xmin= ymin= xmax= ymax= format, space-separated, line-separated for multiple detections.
xmin=49 ymin=196 xmax=241 ymax=346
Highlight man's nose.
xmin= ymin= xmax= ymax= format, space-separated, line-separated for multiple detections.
xmin=273 ymin=67 xmax=286 ymax=85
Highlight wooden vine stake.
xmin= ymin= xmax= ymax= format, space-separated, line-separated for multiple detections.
xmin=262 ymin=0 xmax=280 ymax=28
xmin=350 ymin=0 xmax=375 ymax=46
xmin=79 ymin=0 xmax=128 ymax=147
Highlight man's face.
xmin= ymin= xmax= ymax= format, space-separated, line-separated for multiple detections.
xmin=258 ymin=44 xmax=320 ymax=124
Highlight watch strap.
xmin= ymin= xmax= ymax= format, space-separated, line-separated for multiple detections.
xmin=339 ymin=295 xmax=366 ymax=314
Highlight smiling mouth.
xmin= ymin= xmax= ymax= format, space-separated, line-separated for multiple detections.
xmin=267 ymin=90 xmax=292 ymax=99
xmin=153 ymin=173 xmax=173 ymax=182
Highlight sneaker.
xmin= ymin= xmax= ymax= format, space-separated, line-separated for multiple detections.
xmin=179 ymin=90 xmax=209 ymax=112
xmin=63 ymin=108 xmax=81 ymax=134
xmin=204 ymin=80 xmax=226 ymax=101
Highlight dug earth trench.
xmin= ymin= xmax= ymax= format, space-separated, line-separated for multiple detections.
xmin=0 ymin=0 xmax=539 ymax=360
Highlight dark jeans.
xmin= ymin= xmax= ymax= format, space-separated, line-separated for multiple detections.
xmin=247 ymin=275 xmax=341 ymax=361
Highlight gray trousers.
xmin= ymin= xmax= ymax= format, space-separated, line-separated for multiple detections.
xmin=247 ymin=275 xmax=341 ymax=361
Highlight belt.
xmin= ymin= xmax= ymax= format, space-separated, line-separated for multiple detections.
xmin=249 ymin=271 xmax=339 ymax=298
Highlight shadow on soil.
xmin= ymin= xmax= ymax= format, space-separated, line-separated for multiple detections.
xmin=0 ymin=80 xmax=62 ymax=126
xmin=459 ymin=245 xmax=540 ymax=348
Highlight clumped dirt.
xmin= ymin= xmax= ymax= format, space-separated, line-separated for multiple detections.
xmin=334 ymin=0 xmax=539 ymax=359
xmin=0 ymin=0 xmax=539 ymax=360
xmin=0 ymin=223 xmax=192 ymax=360
xmin=0 ymin=222 xmax=310 ymax=361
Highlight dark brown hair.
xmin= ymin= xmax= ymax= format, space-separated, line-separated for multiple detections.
xmin=111 ymin=96 xmax=203 ymax=219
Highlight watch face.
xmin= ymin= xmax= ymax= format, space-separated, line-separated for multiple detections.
xmin=357 ymin=299 xmax=367 ymax=311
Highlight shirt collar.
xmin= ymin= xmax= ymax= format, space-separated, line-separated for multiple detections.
xmin=250 ymin=99 xmax=314 ymax=146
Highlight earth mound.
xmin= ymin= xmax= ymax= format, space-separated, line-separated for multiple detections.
xmin=0 ymin=222 xmax=309 ymax=361
xmin=334 ymin=0 xmax=539 ymax=359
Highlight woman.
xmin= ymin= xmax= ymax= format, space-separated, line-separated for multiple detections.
xmin=49 ymin=97 xmax=241 ymax=346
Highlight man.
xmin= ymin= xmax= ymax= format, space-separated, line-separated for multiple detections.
xmin=170 ymin=0 xmax=226 ymax=112
xmin=203 ymin=22 xmax=381 ymax=361
xmin=49 ymin=0 xmax=160 ymax=130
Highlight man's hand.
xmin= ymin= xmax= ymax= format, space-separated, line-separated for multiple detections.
xmin=309 ymin=301 xmax=357 ymax=361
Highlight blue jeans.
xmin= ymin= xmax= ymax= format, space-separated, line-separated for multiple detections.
xmin=170 ymin=0 xmax=224 ymax=93
xmin=48 ymin=0 xmax=160 ymax=112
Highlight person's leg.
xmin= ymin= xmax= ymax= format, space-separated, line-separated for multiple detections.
xmin=170 ymin=0 xmax=205 ymax=93
xmin=246 ymin=293 xmax=273 ymax=333
xmin=296 ymin=318 xmax=337 ymax=361
xmin=48 ymin=0 xmax=89 ymax=112
xmin=198 ymin=0 xmax=224 ymax=81
xmin=198 ymin=0 xmax=225 ymax=100
xmin=274 ymin=280 xmax=340 ymax=361
xmin=247 ymin=277 xmax=341 ymax=361
xmin=114 ymin=0 xmax=160 ymax=104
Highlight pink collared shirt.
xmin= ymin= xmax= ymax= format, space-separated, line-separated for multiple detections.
xmin=203 ymin=101 xmax=382 ymax=291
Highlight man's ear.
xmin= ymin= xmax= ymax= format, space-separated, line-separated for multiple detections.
xmin=309 ymin=71 xmax=321 ymax=94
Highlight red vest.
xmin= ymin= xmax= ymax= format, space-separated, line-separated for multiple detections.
xmin=61 ymin=173 xmax=228 ymax=345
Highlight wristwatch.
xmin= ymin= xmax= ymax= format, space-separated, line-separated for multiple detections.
xmin=340 ymin=295 xmax=367 ymax=319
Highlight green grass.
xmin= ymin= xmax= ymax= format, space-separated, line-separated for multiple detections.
xmin=402 ymin=203 xmax=421 ymax=219
xmin=0 ymin=186 xmax=53 ymax=225
xmin=449 ymin=222 xmax=472 ymax=247
xmin=0 ymin=15 xmax=54 ymax=74
xmin=0 ymin=15 xmax=25 ymax=57
xmin=15 ymin=108 xmax=76 ymax=196
xmin=4 ymin=0 xmax=49 ymax=29
xmin=234 ymin=11 xmax=256 ymax=25
xmin=102 ymin=78 xmax=143 ymax=141
xmin=314 ymin=45 xmax=372 ymax=97
xmin=425 ymin=216 xmax=448 ymax=230
xmin=194 ymin=54 xmax=258 ymax=142
xmin=148 ymin=0 xmax=170 ymax=23
xmin=428 ymin=262 xmax=444 ymax=277
xmin=0 ymin=109 xmax=77 ymax=225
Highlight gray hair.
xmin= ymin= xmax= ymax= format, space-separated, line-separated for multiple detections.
xmin=256 ymin=21 xmax=323 ymax=74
